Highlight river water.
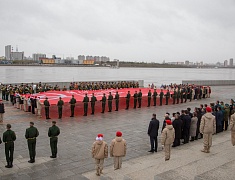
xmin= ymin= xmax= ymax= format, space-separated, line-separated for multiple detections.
xmin=0 ymin=66 xmax=234 ymax=87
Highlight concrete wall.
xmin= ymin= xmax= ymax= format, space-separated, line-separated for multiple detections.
xmin=182 ymin=80 xmax=235 ymax=86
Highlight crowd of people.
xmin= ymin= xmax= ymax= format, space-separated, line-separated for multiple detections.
xmin=147 ymin=99 xmax=235 ymax=161
xmin=0 ymin=81 xmax=140 ymax=95
xmin=0 ymin=93 xmax=235 ymax=176
xmin=0 ymin=82 xmax=212 ymax=121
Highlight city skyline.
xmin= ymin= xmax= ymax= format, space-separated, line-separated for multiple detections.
xmin=0 ymin=0 xmax=235 ymax=63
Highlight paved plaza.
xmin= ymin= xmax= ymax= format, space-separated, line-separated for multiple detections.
xmin=0 ymin=86 xmax=234 ymax=180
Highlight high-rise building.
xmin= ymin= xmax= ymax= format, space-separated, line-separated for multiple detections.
xmin=224 ymin=60 xmax=228 ymax=67
xmin=5 ymin=45 xmax=11 ymax=60
xmin=86 ymin=55 xmax=94 ymax=60
xmin=229 ymin=58 xmax=233 ymax=67
xmin=33 ymin=53 xmax=46 ymax=61
xmin=185 ymin=60 xmax=189 ymax=66
xmin=100 ymin=56 xmax=109 ymax=62
xmin=78 ymin=55 xmax=85 ymax=61
xmin=94 ymin=56 xmax=100 ymax=62
xmin=11 ymin=52 xmax=24 ymax=60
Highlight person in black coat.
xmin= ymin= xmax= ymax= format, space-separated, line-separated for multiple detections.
xmin=172 ymin=114 xmax=183 ymax=147
xmin=0 ymin=99 xmax=5 ymax=123
xmin=182 ymin=110 xmax=191 ymax=144
xmin=195 ymin=108 xmax=202 ymax=140
xmin=148 ymin=114 xmax=160 ymax=152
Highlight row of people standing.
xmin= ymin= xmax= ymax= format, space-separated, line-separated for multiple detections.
xmin=0 ymin=81 xmax=140 ymax=96
xmin=147 ymin=100 xmax=235 ymax=161
xmin=0 ymin=121 xmax=60 ymax=168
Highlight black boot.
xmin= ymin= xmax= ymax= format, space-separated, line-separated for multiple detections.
xmin=9 ymin=161 xmax=13 ymax=168
xmin=28 ymin=157 xmax=34 ymax=163
xmin=5 ymin=162 xmax=11 ymax=168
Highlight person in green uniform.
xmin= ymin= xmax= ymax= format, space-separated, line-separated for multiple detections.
xmin=138 ymin=89 xmax=142 ymax=108
xmin=125 ymin=91 xmax=130 ymax=110
xmin=25 ymin=122 xmax=39 ymax=163
xmin=101 ymin=93 xmax=106 ymax=113
xmin=147 ymin=90 xmax=152 ymax=107
xmin=108 ymin=92 xmax=113 ymax=112
xmin=90 ymin=93 xmax=97 ymax=115
xmin=83 ymin=93 xmax=89 ymax=116
xmin=173 ymin=89 xmax=177 ymax=105
xmin=48 ymin=121 xmax=60 ymax=158
xmin=57 ymin=97 xmax=64 ymax=119
xmin=69 ymin=95 xmax=76 ymax=117
xmin=159 ymin=89 xmax=164 ymax=106
xmin=114 ymin=91 xmax=119 ymax=111
xmin=152 ymin=89 xmax=158 ymax=106
xmin=165 ymin=90 xmax=170 ymax=105
xmin=177 ymin=88 xmax=180 ymax=104
xmin=1 ymin=85 xmax=6 ymax=100
xmin=44 ymin=97 xmax=51 ymax=119
xmin=133 ymin=91 xmax=138 ymax=109
xmin=3 ymin=124 xmax=16 ymax=168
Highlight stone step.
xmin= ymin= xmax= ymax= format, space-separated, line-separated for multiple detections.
xmin=82 ymin=131 xmax=235 ymax=180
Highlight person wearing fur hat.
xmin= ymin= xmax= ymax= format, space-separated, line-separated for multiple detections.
xmin=92 ymin=134 xmax=108 ymax=176
xmin=110 ymin=131 xmax=127 ymax=170
xmin=161 ymin=120 xmax=175 ymax=161
xmin=200 ymin=107 xmax=216 ymax=153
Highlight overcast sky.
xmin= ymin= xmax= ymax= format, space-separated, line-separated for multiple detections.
xmin=0 ymin=0 xmax=235 ymax=63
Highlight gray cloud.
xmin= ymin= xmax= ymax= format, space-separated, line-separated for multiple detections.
xmin=0 ymin=0 xmax=234 ymax=62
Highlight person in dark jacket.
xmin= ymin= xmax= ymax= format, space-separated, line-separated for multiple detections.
xmin=148 ymin=114 xmax=160 ymax=152
xmin=195 ymin=108 xmax=203 ymax=140
xmin=0 ymin=99 xmax=5 ymax=123
xmin=172 ymin=114 xmax=183 ymax=147
xmin=215 ymin=106 xmax=223 ymax=133
xmin=182 ymin=110 xmax=191 ymax=144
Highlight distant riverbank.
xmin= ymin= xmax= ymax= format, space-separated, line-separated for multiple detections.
xmin=0 ymin=63 xmax=234 ymax=69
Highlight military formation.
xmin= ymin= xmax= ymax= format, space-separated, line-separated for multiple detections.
xmin=1 ymin=121 xmax=60 ymax=168
xmin=0 ymin=82 xmax=212 ymax=120
xmin=0 ymin=81 xmax=139 ymax=96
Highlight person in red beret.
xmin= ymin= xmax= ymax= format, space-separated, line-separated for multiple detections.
xmin=92 ymin=134 xmax=108 ymax=176
xmin=110 ymin=131 xmax=126 ymax=170
xmin=161 ymin=120 xmax=175 ymax=161
xmin=200 ymin=106 xmax=216 ymax=153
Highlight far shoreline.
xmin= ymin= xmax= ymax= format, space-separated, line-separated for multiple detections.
xmin=0 ymin=64 xmax=234 ymax=69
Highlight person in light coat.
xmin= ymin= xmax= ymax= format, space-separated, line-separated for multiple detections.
xmin=110 ymin=131 xmax=126 ymax=170
xmin=92 ymin=134 xmax=108 ymax=176
xmin=229 ymin=105 xmax=235 ymax=146
xmin=190 ymin=112 xmax=198 ymax=141
xmin=36 ymin=97 xmax=42 ymax=118
xmin=161 ymin=120 xmax=175 ymax=161
xmin=200 ymin=107 xmax=216 ymax=153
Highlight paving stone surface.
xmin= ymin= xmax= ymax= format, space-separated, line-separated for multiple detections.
xmin=0 ymin=86 xmax=234 ymax=179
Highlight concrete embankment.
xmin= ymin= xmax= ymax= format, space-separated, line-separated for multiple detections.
xmin=182 ymin=80 xmax=235 ymax=86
